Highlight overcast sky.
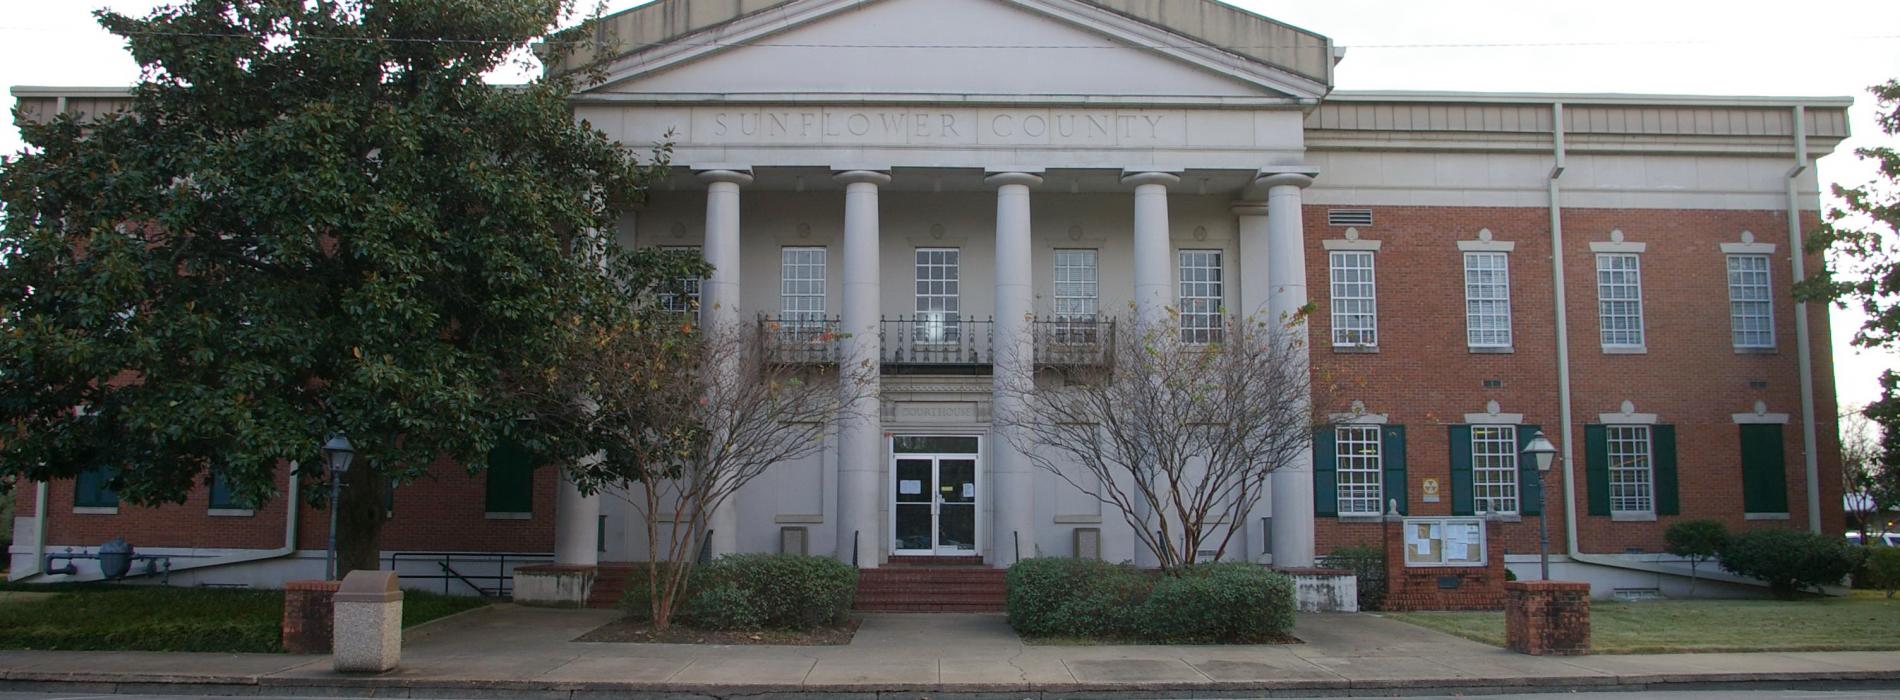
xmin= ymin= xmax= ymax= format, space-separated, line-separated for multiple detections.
xmin=3 ymin=0 xmax=1897 ymax=413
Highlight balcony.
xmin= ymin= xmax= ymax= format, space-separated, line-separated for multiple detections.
xmin=756 ymin=315 xmax=1115 ymax=373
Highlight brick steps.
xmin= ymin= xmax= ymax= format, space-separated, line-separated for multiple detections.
xmin=854 ymin=561 xmax=1006 ymax=613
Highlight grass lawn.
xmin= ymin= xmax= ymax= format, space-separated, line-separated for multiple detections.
xmin=0 ymin=584 xmax=489 ymax=653
xmin=1388 ymin=591 xmax=1900 ymax=654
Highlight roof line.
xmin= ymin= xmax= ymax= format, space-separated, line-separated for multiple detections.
xmin=1329 ymin=90 xmax=1855 ymax=108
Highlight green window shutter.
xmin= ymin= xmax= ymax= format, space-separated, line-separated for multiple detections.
xmin=1448 ymin=425 xmax=1474 ymax=516
xmin=1585 ymin=425 xmax=1610 ymax=516
xmin=1382 ymin=425 xmax=1408 ymax=516
xmin=74 ymin=466 xmax=119 ymax=508
xmin=1652 ymin=424 xmax=1679 ymax=516
xmin=1516 ymin=424 xmax=1544 ymax=516
xmin=484 ymin=440 xmax=536 ymax=514
xmin=1739 ymin=424 xmax=1789 ymax=514
xmin=1313 ymin=427 xmax=1338 ymax=517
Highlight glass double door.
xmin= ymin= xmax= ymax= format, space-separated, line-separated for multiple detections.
xmin=893 ymin=453 xmax=978 ymax=556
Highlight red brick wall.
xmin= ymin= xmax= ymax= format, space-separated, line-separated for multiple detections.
xmin=23 ymin=455 xmax=556 ymax=556
xmin=1310 ymin=205 xmax=1843 ymax=559
xmin=281 ymin=579 xmax=340 ymax=654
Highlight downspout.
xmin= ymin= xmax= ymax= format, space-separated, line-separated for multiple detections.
xmin=1546 ymin=102 xmax=1586 ymax=567
xmin=13 ymin=99 xmax=68 ymax=582
xmin=1786 ymin=105 xmax=1823 ymax=534
xmin=18 ymin=466 xmax=301 ymax=583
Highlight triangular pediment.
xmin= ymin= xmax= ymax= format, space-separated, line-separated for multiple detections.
xmin=568 ymin=0 xmax=1332 ymax=102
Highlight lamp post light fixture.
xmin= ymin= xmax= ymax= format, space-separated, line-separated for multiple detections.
xmin=321 ymin=434 xmax=355 ymax=581
xmin=1520 ymin=430 xmax=1559 ymax=581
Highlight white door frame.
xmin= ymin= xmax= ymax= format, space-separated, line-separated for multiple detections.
xmin=888 ymin=436 xmax=983 ymax=557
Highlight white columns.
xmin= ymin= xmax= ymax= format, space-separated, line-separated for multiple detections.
xmin=554 ymin=473 xmax=600 ymax=566
xmin=698 ymin=168 xmax=752 ymax=558
xmin=1123 ymin=171 xmax=1180 ymax=327
xmin=1234 ymin=202 xmax=1273 ymax=323
xmin=987 ymin=171 xmax=1042 ymax=567
xmin=836 ymin=169 xmax=891 ymax=568
xmin=1260 ymin=172 xmax=1317 ymax=568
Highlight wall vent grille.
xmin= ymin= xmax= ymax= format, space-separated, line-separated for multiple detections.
xmin=1328 ymin=209 xmax=1374 ymax=227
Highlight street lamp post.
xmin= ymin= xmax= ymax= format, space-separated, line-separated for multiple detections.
xmin=1521 ymin=431 xmax=1559 ymax=581
xmin=321 ymin=434 xmax=355 ymax=581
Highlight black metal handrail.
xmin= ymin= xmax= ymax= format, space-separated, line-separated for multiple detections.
xmin=882 ymin=315 xmax=992 ymax=366
xmin=386 ymin=551 xmax=552 ymax=598
xmin=758 ymin=315 xmax=841 ymax=364
xmin=1033 ymin=316 xmax=1115 ymax=367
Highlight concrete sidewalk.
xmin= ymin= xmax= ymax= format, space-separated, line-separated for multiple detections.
xmin=0 ymin=605 xmax=1895 ymax=699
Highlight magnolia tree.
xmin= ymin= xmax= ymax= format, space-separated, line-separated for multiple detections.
xmin=543 ymin=293 xmax=876 ymax=629
xmin=996 ymin=313 xmax=1328 ymax=571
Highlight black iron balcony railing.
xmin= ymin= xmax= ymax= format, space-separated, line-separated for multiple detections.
xmin=758 ymin=314 xmax=1115 ymax=371
xmin=1033 ymin=316 xmax=1115 ymax=367
xmin=882 ymin=315 xmax=992 ymax=368
xmin=759 ymin=315 xmax=842 ymax=365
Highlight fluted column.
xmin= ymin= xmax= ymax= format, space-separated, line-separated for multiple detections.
xmin=835 ymin=169 xmax=891 ymax=568
xmin=1123 ymin=171 xmax=1180 ymax=328
xmin=987 ymin=171 xmax=1042 ymax=567
xmin=1261 ymin=173 xmax=1317 ymax=567
xmin=698 ymin=168 xmax=752 ymax=558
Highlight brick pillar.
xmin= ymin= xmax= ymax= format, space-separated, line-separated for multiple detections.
xmin=283 ymin=580 xmax=342 ymax=654
xmin=1505 ymin=580 xmax=1591 ymax=655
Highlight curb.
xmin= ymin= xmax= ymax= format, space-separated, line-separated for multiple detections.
xmin=1 ymin=669 xmax=1896 ymax=699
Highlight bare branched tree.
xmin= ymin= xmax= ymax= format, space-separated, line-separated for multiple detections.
xmin=996 ymin=312 xmax=1330 ymax=572
xmin=573 ymin=318 xmax=874 ymax=629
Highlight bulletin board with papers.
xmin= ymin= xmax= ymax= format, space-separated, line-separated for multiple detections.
xmin=1401 ymin=517 xmax=1487 ymax=567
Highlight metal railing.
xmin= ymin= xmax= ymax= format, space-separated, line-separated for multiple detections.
xmin=386 ymin=551 xmax=552 ymax=598
xmin=758 ymin=315 xmax=841 ymax=364
xmin=882 ymin=315 xmax=992 ymax=367
xmin=1032 ymin=316 xmax=1115 ymax=367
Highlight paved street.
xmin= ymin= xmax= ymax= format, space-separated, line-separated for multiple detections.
xmin=0 ymin=690 xmax=1893 ymax=700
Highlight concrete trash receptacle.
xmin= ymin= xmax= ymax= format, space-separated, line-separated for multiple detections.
xmin=332 ymin=569 xmax=403 ymax=672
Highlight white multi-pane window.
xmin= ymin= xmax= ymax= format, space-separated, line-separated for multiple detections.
xmin=780 ymin=247 xmax=826 ymax=331
xmin=1330 ymin=251 xmax=1378 ymax=347
xmin=1472 ymin=425 xmax=1520 ymax=514
xmin=1464 ymin=252 xmax=1512 ymax=348
xmin=1607 ymin=425 xmax=1654 ymax=515
xmin=660 ymin=245 xmax=701 ymax=315
xmin=1178 ymin=250 xmax=1224 ymax=344
xmin=1335 ymin=425 xmax=1384 ymax=516
xmin=1053 ymin=249 xmax=1099 ymax=343
xmin=1596 ymin=253 xmax=1645 ymax=349
xmin=914 ymin=248 xmax=961 ymax=344
xmin=1727 ymin=254 xmax=1774 ymax=349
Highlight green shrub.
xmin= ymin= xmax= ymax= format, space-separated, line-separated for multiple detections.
xmin=682 ymin=554 xmax=856 ymax=631
xmin=1319 ymin=544 xmax=1386 ymax=611
xmin=1006 ymin=557 xmax=1128 ymax=637
xmin=1719 ymin=528 xmax=1863 ymax=600
xmin=1047 ymin=566 xmax=1152 ymax=639
xmin=1864 ymin=547 xmax=1900 ymax=598
xmin=1006 ymin=559 xmax=1295 ymax=643
xmin=1137 ymin=563 xmax=1295 ymax=643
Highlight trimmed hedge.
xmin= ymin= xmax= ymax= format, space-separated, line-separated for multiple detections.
xmin=1719 ymin=528 xmax=1861 ymax=600
xmin=621 ymin=554 xmax=857 ymax=631
xmin=1005 ymin=558 xmax=1295 ymax=643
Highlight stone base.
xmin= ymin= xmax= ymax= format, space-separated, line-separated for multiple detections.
xmin=511 ymin=564 xmax=596 ymax=607
xmin=1505 ymin=580 xmax=1592 ymax=655
xmin=1278 ymin=567 xmax=1359 ymax=612
xmin=282 ymin=580 xmax=341 ymax=654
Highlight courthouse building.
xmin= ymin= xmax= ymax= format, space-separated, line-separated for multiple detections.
xmin=9 ymin=0 xmax=1850 ymax=601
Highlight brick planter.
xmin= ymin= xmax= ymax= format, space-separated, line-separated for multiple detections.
xmin=282 ymin=580 xmax=342 ymax=654
xmin=1505 ymin=580 xmax=1591 ymax=655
